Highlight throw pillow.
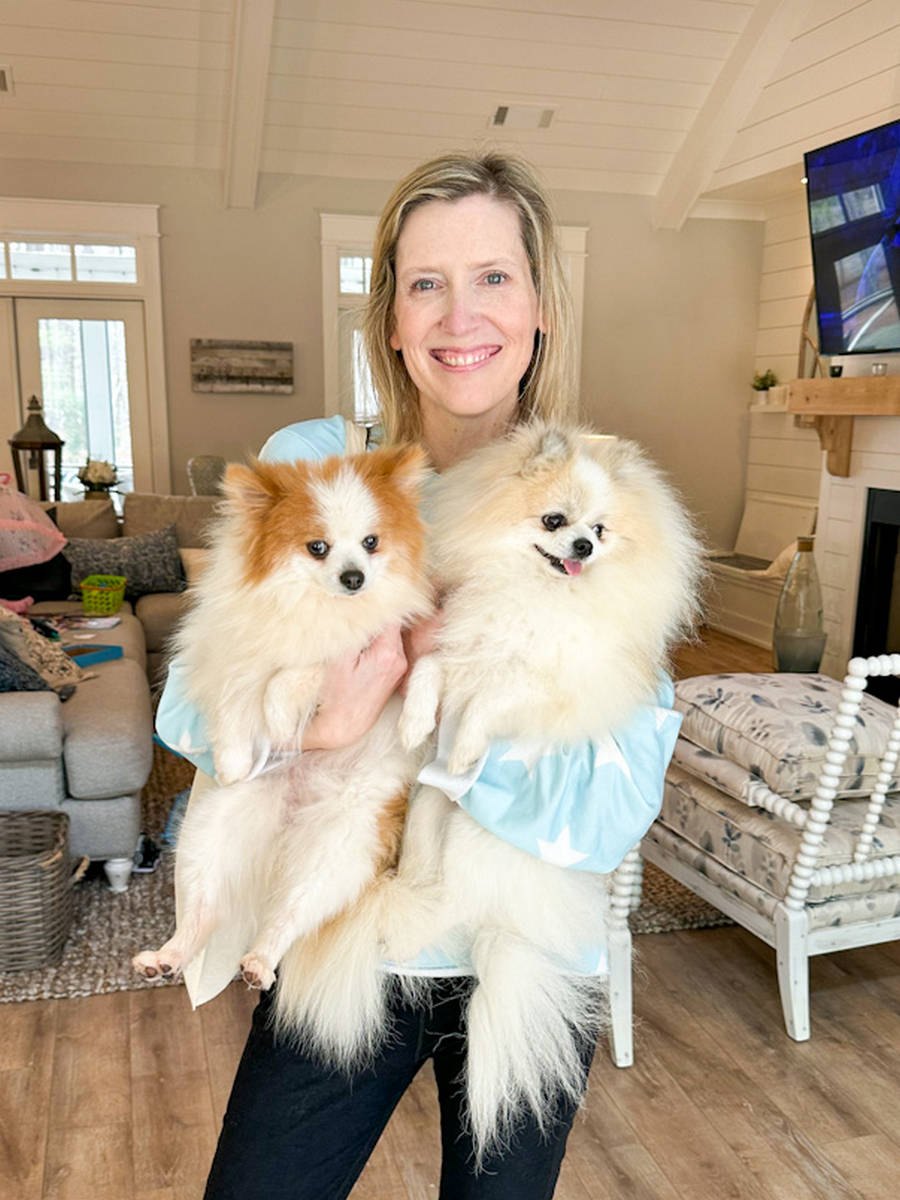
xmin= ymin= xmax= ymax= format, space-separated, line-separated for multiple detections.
xmin=63 ymin=524 xmax=187 ymax=600
xmin=0 ymin=639 xmax=52 ymax=693
xmin=674 ymin=672 xmax=899 ymax=800
xmin=0 ymin=488 xmax=66 ymax=570
xmin=0 ymin=607 xmax=84 ymax=690
xmin=0 ymin=550 xmax=72 ymax=602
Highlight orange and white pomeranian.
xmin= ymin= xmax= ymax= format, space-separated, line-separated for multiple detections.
xmin=133 ymin=443 xmax=431 ymax=997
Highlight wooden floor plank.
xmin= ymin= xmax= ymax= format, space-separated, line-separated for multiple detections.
xmin=41 ymin=993 xmax=134 ymax=1200
xmin=0 ymin=1000 xmax=56 ymax=1200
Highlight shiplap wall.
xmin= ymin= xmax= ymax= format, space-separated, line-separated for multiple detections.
xmin=749 ymin=189 xmax=821 ymax=525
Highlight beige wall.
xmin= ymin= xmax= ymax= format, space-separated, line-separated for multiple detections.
xmin=1 ymin=160 xmax=763 ymax=548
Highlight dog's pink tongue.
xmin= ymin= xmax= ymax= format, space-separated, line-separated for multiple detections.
xmin=563 ymin=559 xmax=582 ymax=577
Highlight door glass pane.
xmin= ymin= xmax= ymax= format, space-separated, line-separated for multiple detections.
xmin=36 ymin=318 xmax=133 ymax=500
xmin=10 ymin=242 xmax=72 ymax=280
xmin=0 ymin=243 xmax=5 ymax=278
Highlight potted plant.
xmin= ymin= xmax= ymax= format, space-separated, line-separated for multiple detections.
xmin=752 ymin=368 xmax=779 ymax=394
xmin=77 ymin=459 xmax=118 ymax=499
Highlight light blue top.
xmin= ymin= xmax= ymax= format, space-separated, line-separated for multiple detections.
xmin=156 ymin=416 xmax=682 ymax=976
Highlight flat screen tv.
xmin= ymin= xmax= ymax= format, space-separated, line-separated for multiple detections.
xmin=804 ymin=116 xmax=900 ymax=355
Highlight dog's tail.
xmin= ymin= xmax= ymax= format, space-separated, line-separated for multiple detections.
xmin=464 ymin=930 xmax=606 ymax=1165
xmin=272 ymin=878 xmax=393 ymax=1069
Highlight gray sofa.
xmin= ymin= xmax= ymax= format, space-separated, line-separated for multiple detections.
xmin=0 ymin=491 xmax=217 ymax=890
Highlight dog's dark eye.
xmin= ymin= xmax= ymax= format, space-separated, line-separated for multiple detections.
xmin=361 ymin=535 xmax=379 ymax=553
xmin=593 ymin=524 xmax=605 ymax=540
xmin=306 ymin=540 xmax=329 ymax=559
xmin=541 ymin=512 xmax=567 ymax=531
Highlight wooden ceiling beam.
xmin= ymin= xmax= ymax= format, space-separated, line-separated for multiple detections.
xmin=651 ymin=0 xmax=813 ymax=231
xmin=223 ymin=0 xmax=276 ymax=210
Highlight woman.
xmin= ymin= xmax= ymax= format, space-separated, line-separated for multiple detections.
xmin=157 ymin=151 xmax=681 ymax=1199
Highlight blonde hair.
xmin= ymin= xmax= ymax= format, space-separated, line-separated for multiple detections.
xmin=363 ymin=152 xmax=577 ymax=445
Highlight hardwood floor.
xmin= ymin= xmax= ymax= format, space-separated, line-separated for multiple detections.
xmin=4 ymin=630 xmax=898 ymax=1199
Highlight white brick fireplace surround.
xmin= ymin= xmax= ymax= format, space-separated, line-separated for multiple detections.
xmin=816 ymin=417 xmax=900 ymax=679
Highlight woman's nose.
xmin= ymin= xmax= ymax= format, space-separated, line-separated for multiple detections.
xmin=439 ymin=288 xmax=479 ymax=335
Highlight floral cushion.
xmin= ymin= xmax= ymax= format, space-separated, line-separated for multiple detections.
xmin=660 ymin=762 xmax=900 ymax=903
xmin=63 ymin=524 xmax=187 ymax=600
xmin=0 ymin=607 xmax=83 ymax=690
xmin=674 ymin=673 xmax=898 ymax=800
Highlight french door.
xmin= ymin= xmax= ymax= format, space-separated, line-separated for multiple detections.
xmin=3 ymin=298 xmax=153 ymax=499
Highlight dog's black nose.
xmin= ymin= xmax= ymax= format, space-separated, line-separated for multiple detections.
xmin=340 ymin=569 xmax=365 ymax=592
xmin=572 ymin=538 xmax=593 ymax=560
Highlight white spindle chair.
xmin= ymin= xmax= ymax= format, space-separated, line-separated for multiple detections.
xmin=641 ymin=655 xmax=900 ymax=1042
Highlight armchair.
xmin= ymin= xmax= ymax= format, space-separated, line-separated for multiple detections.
xmin=641 ymin=656 xmax=900 ymax=1041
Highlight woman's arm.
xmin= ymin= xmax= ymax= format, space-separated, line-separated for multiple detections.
xmin=418 ymin=677 xmax=682 ymax=874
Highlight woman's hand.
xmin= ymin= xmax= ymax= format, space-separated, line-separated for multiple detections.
xmin=401 ymin=608 xmax=444 ymax=687
xmin=301 ymin=625 xmax=408 ymax=751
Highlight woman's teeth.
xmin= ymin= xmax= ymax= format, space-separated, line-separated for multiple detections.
xmin=432 ymin=348 xmax=497 ymax=367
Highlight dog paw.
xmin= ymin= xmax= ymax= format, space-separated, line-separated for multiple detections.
xmin=398 ymin=705 xmax=436 ymax=753
xmin=133 ymin=949 xmax=182 ymax=980
xmin=240 ymin=952 xmax=275 ymax=992
xmin=214 ymin=745 xmax=254 ymax=787
xmin=447 ymin=742 xmax=482 ymax=776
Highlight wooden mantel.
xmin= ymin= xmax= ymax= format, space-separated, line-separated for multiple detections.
xmin=787 ymin=377 xmax=900 ymax=476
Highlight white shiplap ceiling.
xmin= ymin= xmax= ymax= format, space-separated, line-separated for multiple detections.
xmin=0 ymin=0 xmax=898 ymax=223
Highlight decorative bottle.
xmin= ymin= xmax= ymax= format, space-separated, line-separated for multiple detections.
xmin=773 ymin=536 xmax=827 ymax=672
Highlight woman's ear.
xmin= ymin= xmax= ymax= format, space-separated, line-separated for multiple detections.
xmin=390 ymin=327 xmax=402 ymax=351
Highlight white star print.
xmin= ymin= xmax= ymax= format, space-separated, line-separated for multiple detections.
xmin=177 ymin=730 xmax=206 ymax=754
xmin=537 ymin=826 xmax=589 ymax=867
xmin=654 ymin=706 xmax=677 ymax=730
xmin=593 ymin=733 xmax=632 ymax=781
xmin=497 ymin=737 xmax=550 ymax=774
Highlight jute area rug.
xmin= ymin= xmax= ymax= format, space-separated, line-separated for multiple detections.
xmin=1 ymin=743 xmax=732 ymax=1005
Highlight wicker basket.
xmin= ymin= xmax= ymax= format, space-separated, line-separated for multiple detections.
xmin=0 ymin=811 xmax=74 ymax=971
xmin=80 ymin=573 xmax=126 ymax=615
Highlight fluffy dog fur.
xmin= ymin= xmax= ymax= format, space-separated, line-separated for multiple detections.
xmin=133 ymin=444 xmax=431 ymax=992
xmin=385 ymin=420 xmax=705 ymax=1160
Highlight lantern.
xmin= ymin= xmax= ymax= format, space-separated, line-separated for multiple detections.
xmin=8 ymin=395 xmax=64 ymax=502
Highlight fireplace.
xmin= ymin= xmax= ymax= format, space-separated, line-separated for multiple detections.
xmin=854 ymin=488 xmax=900 ymax=703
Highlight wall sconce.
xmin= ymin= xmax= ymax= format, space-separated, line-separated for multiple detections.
xmin=8 ymin=395 xmax=64 ymax=502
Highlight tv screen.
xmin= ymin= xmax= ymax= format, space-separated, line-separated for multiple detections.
xmin=804 ymin=117 xmax=900 ymax=355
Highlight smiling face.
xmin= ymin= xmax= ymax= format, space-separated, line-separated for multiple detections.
xmin=390 ymin=194 xmax=543 ymax=459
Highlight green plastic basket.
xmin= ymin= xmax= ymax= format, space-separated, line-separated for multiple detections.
xmin=80 ymin=573 xmax=126 ymax=615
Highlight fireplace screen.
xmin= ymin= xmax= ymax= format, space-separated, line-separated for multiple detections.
xmin=855 ymin=487 xmax=900 ymax=703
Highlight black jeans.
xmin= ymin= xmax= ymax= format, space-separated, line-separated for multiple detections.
xmin=204 ymin=978 xmax=595 ymax=1200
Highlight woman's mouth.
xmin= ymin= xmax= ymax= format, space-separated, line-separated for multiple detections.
xmin=430 ymin=346 xmax=500 ymax=370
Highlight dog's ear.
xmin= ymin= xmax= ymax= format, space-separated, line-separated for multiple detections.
xmin=517 ymin=424 xmax=577 ymax=478
xmin=367 ymin=443 xmax=429 ymax=495
xmin=221 ymin=459 xmax=284 ymax=518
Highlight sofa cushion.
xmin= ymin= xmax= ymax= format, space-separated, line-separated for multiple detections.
xmin=0 ymin=608 xmax=84 ymax=691
xmin=62 ymin=658 xmax=154 ymax=799
xmin=64 ymin=525 xmax=187 ymax=601
xmin=0 ymin=690 xmax=63 ymax=758
xmin=123 ymin=492 xmax=218 ymax=548
xmin=674 ymin=672 xmax=899 ymax=800
xmin=43 ymin=497 xmax=120 ymax=540
xmin=135 ymin=591 xmax=190 ymax=655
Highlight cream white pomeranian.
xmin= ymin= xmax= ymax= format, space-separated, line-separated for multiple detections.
xmin=384 ymin=420 xmax=704 ymax=1160
xmin=132 ymin=443 xmax=431 ymax=993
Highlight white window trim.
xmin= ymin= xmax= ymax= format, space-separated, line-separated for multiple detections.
xmin=320 ymin=213 xmax=587 ymax=421
xmin=0 ymin=197 xmax=171 ymax=493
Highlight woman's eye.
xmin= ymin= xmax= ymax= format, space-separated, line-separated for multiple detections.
xmin=306 ymin=540 xmax=329 ymax=559
xmin=541 ymin=512 xmax=566 ymax=531
xmin=362 ymin=535 xmax=379 ymax=553
xmin=412 ymin=278 xmax=436 ymax=291
xmin=484 ymin=271 xmax=506 ymax=285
